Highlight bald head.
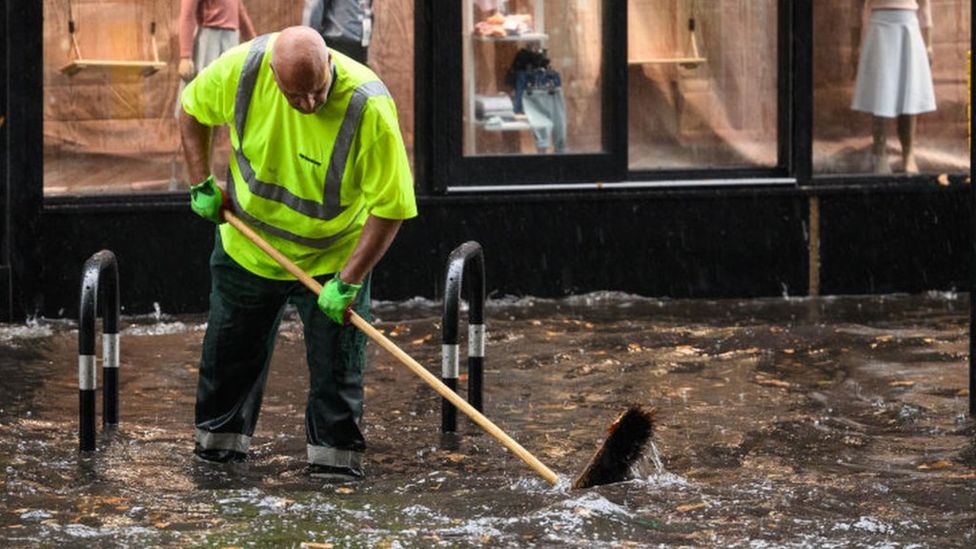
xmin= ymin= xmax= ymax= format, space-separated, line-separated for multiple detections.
xmin=270 ymin=26 xmax=331 ymax=114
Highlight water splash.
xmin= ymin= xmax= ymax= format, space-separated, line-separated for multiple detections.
xmin=123 ymin=322 xmax=205 ymax=336
xmin=0 ymin=316 xmax=55 ymax=342
xmin=646 ymin=439 xmax=665 ymax=473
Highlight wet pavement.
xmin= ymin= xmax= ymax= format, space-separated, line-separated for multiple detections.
xmin=1 ymin=292 xmax=974 ymax=547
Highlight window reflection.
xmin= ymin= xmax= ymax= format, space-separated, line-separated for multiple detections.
xmin=813 ymin=0 xmax=970 ymax=175
xmin=463 ymin=0 xmax=605 ymax=156
xmin=628 ymin=0 xmax=779 ymax=171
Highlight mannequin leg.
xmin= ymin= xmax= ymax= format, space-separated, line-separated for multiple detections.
xmin=871 ymin=116 xmax=891 ymax=174
xmin=897 ymin=115 xmax=918 ymax=174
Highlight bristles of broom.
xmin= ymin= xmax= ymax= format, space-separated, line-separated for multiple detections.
xmin=572 ymin=404 xmax=656 ymax=489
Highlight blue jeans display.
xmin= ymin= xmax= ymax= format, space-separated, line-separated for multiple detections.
xmin=523 ymin=87 xmax=567 ymax=153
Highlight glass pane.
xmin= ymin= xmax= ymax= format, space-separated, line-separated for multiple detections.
xmin=463 ymin=0 xmax=605 ymax=156
xmin=43 ymin=1 xmax=416 ymax=196
xmin=813 ymin=0 xmax=970 ymax=175
xmin=627 ymin=0 xmax=779 ymax=171
xmin=44 ymin=1 xmax=183 ymax=195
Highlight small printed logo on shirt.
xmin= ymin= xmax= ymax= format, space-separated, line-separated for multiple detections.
xmin=299 ymin=153 xmax=322 ymax=166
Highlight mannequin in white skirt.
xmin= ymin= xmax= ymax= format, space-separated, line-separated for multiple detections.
xmin=851 ymin=0 xmax=936 ymax=174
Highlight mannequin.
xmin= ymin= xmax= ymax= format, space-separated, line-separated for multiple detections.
xmin=851 ymin=0 xmax=935 ymax=174
xmin=301 ymin=0 xmax=374 ymax=65
xmin=178 ymin=0 xmax=256 ymax=82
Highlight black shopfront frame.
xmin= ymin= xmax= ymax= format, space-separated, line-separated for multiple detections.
xmin=419 ymin=0 xmax=802 ymax=191
xmin=422 ymin=0 xmax=628 ymax=191
xmin=1 ymin=0 xmax=975 ymax=322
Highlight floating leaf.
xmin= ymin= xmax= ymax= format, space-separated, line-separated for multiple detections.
xmin=947 ymin=472 xmax=976 ymax=479
xmin=673 ymin=345 xmax=701 ymax=356
xmin=755 ymin=377 xmax=791 ymax=389
xmin=917 ymin=460 xmax=954 ymax=470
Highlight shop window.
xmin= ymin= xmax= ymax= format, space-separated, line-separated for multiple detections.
xmin=813 ymin=0 xmax=970 ymax=176
xmin=43 ymin=1 xmax=179 ymax=196
xmin=462 ymin=0 xmax=604 ymax=157
xmin=627 ymin=0 xmax=779 ymax=171
xmin=431 ymin=0 xmax=624 ymax=189
xmin=42 ymin=0 xmax=416 ymax=197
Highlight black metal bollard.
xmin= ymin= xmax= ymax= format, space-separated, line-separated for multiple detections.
xmin=78 ymin=250 xmax=120 ymax=452
xmin=441 ymin=242 xmax=486 ymax=433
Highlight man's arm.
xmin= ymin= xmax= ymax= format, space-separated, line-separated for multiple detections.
xmin=179 ymin=109 xmax=213 ymax=185
xmin=338 ymin=215 xmax=404 ymax=283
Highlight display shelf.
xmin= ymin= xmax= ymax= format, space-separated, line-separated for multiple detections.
xmin=471 ymin=33 xmax=549 ymax=43
xmin=61 ymin=22 xmax=166 ymax=77
xmin=628 ymin=57 xmax=706 ymax=66
xmin=463 ymin=1 xmax=547 ymax=155
xmin=476 ymin=115 xmax=532 ymax=132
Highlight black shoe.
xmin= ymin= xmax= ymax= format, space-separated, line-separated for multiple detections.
xmin=308 ymin=464 xmax=365 ymax=481
xmin=193 ymin=448 xmax=247 ymax=463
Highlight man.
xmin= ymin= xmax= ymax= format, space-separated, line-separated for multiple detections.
xmin=178 ymin=26 xmax=417 ymax=480
xmin=302 ymin=0 xmax=373 ymax=65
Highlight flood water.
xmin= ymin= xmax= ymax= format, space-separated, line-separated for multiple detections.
xmin=1 ymin=292 xmax=974 ymax=547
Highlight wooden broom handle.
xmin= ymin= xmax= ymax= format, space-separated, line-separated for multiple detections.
xmin=223 ymin=210 xmax=560 ymax=485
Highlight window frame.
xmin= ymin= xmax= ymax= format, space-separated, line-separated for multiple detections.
xmin=426 ymin=0 xmax=628 ymax=193
xmin=422 ymin=0 xmax=809 ymax=193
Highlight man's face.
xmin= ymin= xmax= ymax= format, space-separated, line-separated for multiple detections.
xmin=271 ymin=56 xmax=331 ymax=115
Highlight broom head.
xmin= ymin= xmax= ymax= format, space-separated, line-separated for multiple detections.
xmin=572 ymin=404 xmax=656 ymax=489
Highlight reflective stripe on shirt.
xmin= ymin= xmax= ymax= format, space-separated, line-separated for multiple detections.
xmin=230 ymin=36 xmax=391 ymax=234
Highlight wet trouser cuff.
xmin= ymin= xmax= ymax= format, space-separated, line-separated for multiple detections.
xmin=195 ymin=429 xmax=251 ymax=454
xmin=308 ymin=444 xmax=363 ymax=468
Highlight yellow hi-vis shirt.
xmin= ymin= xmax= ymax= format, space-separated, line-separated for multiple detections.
xmin=181 ymin=33 xmax=417 ymax=280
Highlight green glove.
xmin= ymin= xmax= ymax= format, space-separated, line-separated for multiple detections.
xmin=189 ymin=175 xmax=227 ymax=223
xmin=318 ymin=275 xmax=362 ymax=324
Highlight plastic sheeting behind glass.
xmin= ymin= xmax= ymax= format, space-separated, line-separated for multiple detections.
xmin=463 ymin=0 xmax=605 ymax=156
xmin=42 ymin=0 xmax=416 ymax=196
xmin=628 ymin=0 xmax=779 ymax=171
xmin=813 ymin=0 xmax=970 ymax=176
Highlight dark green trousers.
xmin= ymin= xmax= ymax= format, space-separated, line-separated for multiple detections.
xmin=194 ymin=232 xmax=371 ymax=468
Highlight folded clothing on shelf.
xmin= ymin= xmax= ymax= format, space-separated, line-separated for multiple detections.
xmin=475 ymin=93 xmax=517 ymax=121
xmin=474 ymin=13 xmax=534 ymax=37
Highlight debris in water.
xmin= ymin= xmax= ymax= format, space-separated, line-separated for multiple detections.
xmin=917 ymin=460 xmax=954 ymax=470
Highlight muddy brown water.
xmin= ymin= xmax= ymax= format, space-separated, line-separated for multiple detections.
xmin=1 ymin=292 xmax=974 ymax=547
